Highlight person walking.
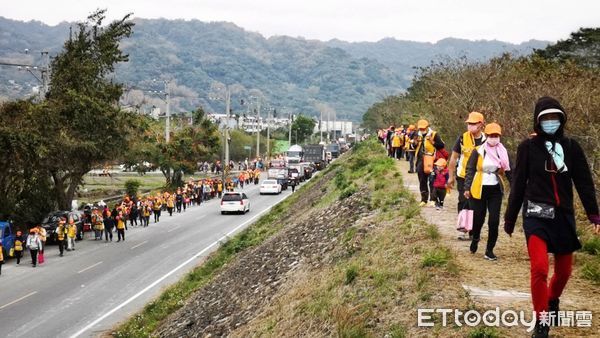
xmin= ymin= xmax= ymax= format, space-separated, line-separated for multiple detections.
xmin=391 ymin=129 xmax=404 ymax=160
xmin=167 ymin=194 xmax=175 ymax=216
xmin=129 ymin=203 xmax=139 ymax=227
xmin=504 ymin=97 xmax=600 ymax=338
xmin=13 ymin=230 xmax=24 ymax=264
xmin=447 ymin=112 xmax=487 ymax=239
xmin=92 ymin=209 xmax=104 ymax=240
xmin=26 ymin=228 xmax=42 ymax=267
xmin=143 ymin=202 xmax=151 ymax=227
xmin=56 ymin=219 xmax=67 ymax=256
xmin=175 ymin=190 xmax=183 ymax=213
xmin=431 ymin=158 xmax=449 ymax=210
xmin=404 ymin=125 xmax=418 ymax=172
xmin=415 ymin=119 xmax=445 ymax=207
xmin=103 ymin=212 xmax=114 ymax=241
xmin=66 ymin=219 xmax=77 ymax=251
xmin=464 ymin=123 xmax=511 ymax=261
xmin=116 ymin=212 xmax=126 ymax=242
xmin=153 ymin=197 xmax=162 ymax=223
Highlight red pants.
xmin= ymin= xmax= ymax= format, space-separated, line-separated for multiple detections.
xmin=527 ymin=235 xmax=573 ymax=318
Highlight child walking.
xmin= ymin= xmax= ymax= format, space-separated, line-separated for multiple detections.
xmin=432 ymin=158 xmax=449 ymax=210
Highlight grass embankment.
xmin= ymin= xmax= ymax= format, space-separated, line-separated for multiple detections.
xmin=113 ymin=160 xmax=331 ymax=337
xmin=234 ymin=139 xmax=485 ymax=337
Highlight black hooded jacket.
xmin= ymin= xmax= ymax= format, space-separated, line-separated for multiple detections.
xmin=505 ymin=97 xmax=599 ymax=226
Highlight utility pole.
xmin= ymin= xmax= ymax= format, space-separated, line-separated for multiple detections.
xmin=223 ymin=87 xmax=231 ymax=182
xmin=40 ymin=51 xmax=50 ymax=100
xmin=333 ymin=111 xmax=337 ymax=141
xmin=327 ymin=110 xmax=331 ymax=143
xmin=319 ymin=110 xmax=323 ymax=143
xmin=288 ymin=112 xmax=293 ymax=145
xmin=165 ymin=81 xmax=171 ymax=143
xmin=266 ymin=107 xmax=271 ymax=160
xmin=256 ymin=99 xmax=261 ymax=158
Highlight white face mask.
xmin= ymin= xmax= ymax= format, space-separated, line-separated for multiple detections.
xmin=487 ymin=137 xmax=500 ymax=147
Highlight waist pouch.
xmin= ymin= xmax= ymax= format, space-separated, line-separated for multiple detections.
xmin=525 ymin=200 xmax=555 ymax=219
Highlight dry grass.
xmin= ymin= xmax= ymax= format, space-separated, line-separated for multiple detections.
xmin=231 ymin=141 xmax=475 ymax=337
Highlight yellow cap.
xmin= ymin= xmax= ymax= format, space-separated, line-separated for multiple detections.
xmin=417 ymin=119 xmax=429 ymax=129
xmin=466 ymin=112 xmax=485 ymax=124
xmin=484 ymin=122 xmax=502 ymax=135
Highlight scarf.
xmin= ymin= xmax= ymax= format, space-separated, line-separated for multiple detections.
xmin=483 ymin=141 xmax=510 ymax=171
xmin=545 ymin=141 xmax=568 ymax=173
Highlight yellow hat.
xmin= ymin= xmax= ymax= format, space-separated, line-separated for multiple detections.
xmin=417 ymin=119 xmax=429 ymax=129
xmin=408 ymin=124 xmax=416 ymax=130
xmin=466 ymin=112 xmax=485 ymax=124
xmin=484 ymin=123 xmax=502 ymax=135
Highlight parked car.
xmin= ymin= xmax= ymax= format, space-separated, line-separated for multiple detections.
xmin=41 ymin=211 xmax=84 ymax=243
xmin=260 ymin=180 xmax=282 ymax=195
xmin=0 ymin=221 xmax=15 ymax=257
xmin=220 ymin=192 xmax=250 ymax=215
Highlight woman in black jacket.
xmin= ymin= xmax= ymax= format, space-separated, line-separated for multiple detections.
xmin=504 ymin=97 xmax=600 ymax=338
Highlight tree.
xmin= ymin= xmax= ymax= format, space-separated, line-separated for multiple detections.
xmin=43 ymin=10 xmax=136 ymax=210
xmin=535 ymin=27 xmax=600 ymax=68
xmin=290 ymin=115 xmax=316 ymax=144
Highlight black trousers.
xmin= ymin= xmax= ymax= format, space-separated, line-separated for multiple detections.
xmin=117 ymin=228 xmax=125 ymax=241
xmin=416 ymin=161 xmax=430 ymax=203
xmin=407 ymin=152 xmax=415 ymax=172
xmin=30 ymin=249 xmax=38 ymax=266
xmin=168 ymin=207 xmax=173 ymax=216
xmin=104 ymin=226 xmax=113 ymax=240
xmin=470 ymin=184 xmax=503 ymax=252
xmin=58 ymin=239 xmax=65 ymax=255
xmin=15 ymin=250 xmax=22 ymax=264
xmin=434 ymin=188 xmax=447 ymax=207
xmin=154 ymin=210 xmax=161 ymax=222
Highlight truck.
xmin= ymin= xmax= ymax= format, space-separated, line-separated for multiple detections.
xmin=286 ymin=144 xmax=303 ymax=164
xmin=326 ymin=143 xmax=340 ymax=159
xmin=267 ymin=168 xmax=289 ymax=190
xmin=302 ymin=144 xmax=327 ymax=170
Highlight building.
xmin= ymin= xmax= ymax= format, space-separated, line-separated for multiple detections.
xmin=315 ymin=120 xmax=353 ymax=140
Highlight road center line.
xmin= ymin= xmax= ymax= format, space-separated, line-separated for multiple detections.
xmin=167 ymin=226 xmax=179 ymax=233
xmin=130 ymin=241 xmax=148 ymax=250
xmin=77 ymin=261 xmax=103 ymax=274
xmin=0 ymin=291 xmax=38 ymax=310
xmin=70 ymin=192 xmax=291 ymax=338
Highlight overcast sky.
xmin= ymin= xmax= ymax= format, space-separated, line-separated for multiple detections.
xmin=4 ymin=0 xmax=600 ymax=43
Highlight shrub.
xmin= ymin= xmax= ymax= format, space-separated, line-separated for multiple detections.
xmin=421 ymin=247 xmax=452 ymax=267
xmin=124 ymin=179 xmax=142 ymax=198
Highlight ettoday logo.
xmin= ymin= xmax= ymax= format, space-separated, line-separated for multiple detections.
xmin=417 ymin=308 xmax=593 ymax=332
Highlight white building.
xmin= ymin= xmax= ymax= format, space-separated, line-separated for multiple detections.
xmin=315 ymin=120 xmax=353 ymax=139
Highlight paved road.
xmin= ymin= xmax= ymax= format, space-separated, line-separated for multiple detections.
xmin=0 ymin=173 xmax=294 ymax=337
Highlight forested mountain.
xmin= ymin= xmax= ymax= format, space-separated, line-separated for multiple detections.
xmin=0 ymin=16 xmax=547 ymax=120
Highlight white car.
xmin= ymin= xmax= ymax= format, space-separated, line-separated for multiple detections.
xmin=259 ymin=180 xmax=282 ymax=195
xmin=220 ymin=192 xmax=250 ymax=214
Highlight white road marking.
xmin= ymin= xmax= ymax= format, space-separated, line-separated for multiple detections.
xmin=167 ymin=226 xmax=179 ymax=233
xmin=70 ymin=192 xmax=291 ymax=338
xmin=196 ymin=214 xmax=207 ymax=220
xmin=77 ymin=261 xmax=103 ymax=274
xmin=130 ymin=241 xmax=148 ymax=250
xmin=0 ymin=291 xmax=38 ymax=310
